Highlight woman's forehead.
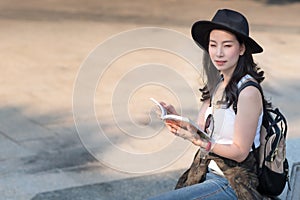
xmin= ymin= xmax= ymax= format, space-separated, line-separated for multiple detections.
xmin=209 ymin=29 xmax=237 ymax=41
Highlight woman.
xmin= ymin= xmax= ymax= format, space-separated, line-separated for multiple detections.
xmin=149 ymin=9 xmax=265 ymax=199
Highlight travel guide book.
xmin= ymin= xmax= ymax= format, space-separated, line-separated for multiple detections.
xmin=150 ymin=98 xmax=211 ymax=141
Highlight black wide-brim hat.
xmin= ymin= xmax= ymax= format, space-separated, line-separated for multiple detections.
xmin=192 ymin=9 xmax=263 ymax=54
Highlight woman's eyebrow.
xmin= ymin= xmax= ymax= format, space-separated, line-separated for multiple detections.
xmin=222 ymin=40 xmax=234 ymax=43
xmin=209 ymin=39 xmax=234 ymax=43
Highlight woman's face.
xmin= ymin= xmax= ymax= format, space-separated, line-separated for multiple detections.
xmin=208 ymin=29 xmax=245 ymax=76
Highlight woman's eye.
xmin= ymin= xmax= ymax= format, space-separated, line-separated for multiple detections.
xmin=209 ymin=44 xmax=216 ymax=47
xmin=224 ymin=44 xmax=232 ymax=48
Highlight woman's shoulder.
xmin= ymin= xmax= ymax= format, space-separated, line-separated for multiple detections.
xmin=237 ymin=84 xmax=262 ymax=112
xmin=238 ymin=85 xmax=261 ymax=100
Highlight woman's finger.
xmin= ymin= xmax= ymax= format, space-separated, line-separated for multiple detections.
xmin=160 ymin=103 xmax=178 ymax=115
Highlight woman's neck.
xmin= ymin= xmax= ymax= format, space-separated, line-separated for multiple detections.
xmin=221 ymin=73 xmax=231 ymax=85
xmin=220 ymin=65 xmax=236 ymax=85
xmin=220 ymin=64 xmax=237 ymax=85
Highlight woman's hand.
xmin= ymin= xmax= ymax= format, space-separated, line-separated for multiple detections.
xmin=160 ymin=102 xmax=212 ymax=151
xmin=159 ymin=102 xmax=186 ymax=134
xmin=159 ymin=102 xmax=185 ymax=134
xmin=169 ymin=123 xmax=212 ymax=150
xmin=159 ymin=102 xmax=179 ymax=115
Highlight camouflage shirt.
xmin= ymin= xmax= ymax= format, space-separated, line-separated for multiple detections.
xmin=175 ymin=149 xmax=263 ymax=199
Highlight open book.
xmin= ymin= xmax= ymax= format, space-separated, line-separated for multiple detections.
xmin=150 ymin=98 xmax=211 ymax=141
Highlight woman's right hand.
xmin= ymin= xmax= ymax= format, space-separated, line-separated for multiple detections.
xmin=166 ymin=120 xmax=211 ymax=151
xmin=159 ymin=102 xmax=179 ymax=115
xmin=159 ymin=102 xmax=181 ymax=134
xmin=160 ymin=102 xmax=198 ymax=141
xmin=160 ymin=102 xmax=212 ymax=151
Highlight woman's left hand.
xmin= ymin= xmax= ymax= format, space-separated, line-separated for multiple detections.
xmin=166 ymin=121 xmax=211 ymax=150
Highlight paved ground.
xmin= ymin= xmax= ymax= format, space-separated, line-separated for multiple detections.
xmin=0 ymin=0 xmax=300 ymax=199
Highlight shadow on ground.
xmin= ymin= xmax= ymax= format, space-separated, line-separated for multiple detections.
xmin=30 ymin=169 xmax=182 ymax=200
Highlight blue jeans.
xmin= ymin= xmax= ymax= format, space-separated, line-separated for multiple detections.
xmin=147 ymin=172 xmax=238 ymax=200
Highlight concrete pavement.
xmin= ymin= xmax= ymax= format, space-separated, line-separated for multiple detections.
xmin=0 ymin=0 xmax=300 ymax=199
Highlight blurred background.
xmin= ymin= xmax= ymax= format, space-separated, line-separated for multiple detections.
xmin=0 ymin=0 xmax=299 ymax=199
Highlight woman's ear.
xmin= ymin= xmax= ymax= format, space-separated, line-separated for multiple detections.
xmin=240 ymin=43 xmax=246 ymax=56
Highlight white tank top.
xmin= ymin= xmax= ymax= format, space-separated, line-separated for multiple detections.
xmin=207 ymin=75 xmax=263 ymax=175
xmin=205 ymin=74 xmax=262 ymax=147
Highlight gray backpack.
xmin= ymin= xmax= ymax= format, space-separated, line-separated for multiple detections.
xmin=234 ymin=81 xmax=291 ymax=197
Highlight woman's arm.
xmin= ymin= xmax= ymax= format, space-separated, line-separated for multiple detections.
xmin=211 ymin=86 xmax=263 ymax=162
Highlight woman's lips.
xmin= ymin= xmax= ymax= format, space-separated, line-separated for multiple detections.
xmin=215 ymin=60 xmax=226 ymax=66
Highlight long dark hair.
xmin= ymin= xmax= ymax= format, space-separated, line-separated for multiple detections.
xmin=224 ymin=47 xmax=264 ymax=108
xmin=200 ymin=35 xmax=265 ymax=108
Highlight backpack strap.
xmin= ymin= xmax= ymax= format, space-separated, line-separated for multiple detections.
xmin=264 ymin=107 xmax=288 ymax=162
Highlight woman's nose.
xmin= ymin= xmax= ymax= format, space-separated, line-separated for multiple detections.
xmin=216 ymin=46 xmax=224 ymax=57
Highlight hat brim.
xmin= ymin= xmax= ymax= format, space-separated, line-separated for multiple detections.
xmin=191 ymin=21 xmax=263 ymax=54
